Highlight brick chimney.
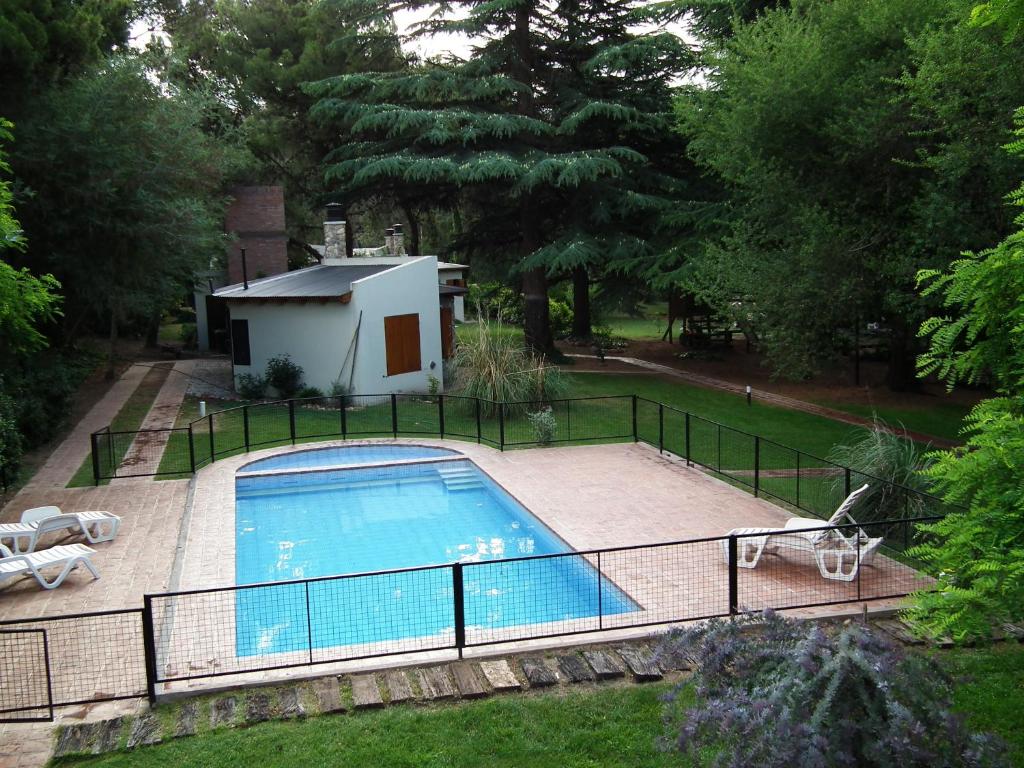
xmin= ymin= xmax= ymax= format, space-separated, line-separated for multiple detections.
xmin=225 ymin=186 xmax=287 ymax=283
xmin=324 ymin=203 xmax=346 ymax=261
xmin=392 ymin=224 xmax=405 ymax=255
xmin=384 ymin=227 xmax=395 ymax=256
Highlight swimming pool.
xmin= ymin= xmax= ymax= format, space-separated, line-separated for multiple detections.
xmin=240 ymin=444 xmax=459 ymax=472
xmin=234 ymin=458 xmax=636 ymax=656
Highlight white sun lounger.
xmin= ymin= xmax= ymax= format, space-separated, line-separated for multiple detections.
xmin=0 ymin=506 xmax=121 ymax=555
xmin=0 ymin=543 xmax=100 ymax=589
xmin=721 ymin=484 xmax=883 ymax=582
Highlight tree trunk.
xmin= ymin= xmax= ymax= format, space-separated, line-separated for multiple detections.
xmin=144 ymin=310 xmax=161 ymax=349
xmin=401 ymin=203 xmax=421 ymax=256
xmin=572 ymin=266 xmax=591 ymax=338
xmin=106 ymin=308 xmax=118 ymax=380
xmin=886 ymin=320 xmax=919 ymax=392
xmin=344 ymin=207 xmax=354 ymax=257
xmin=520 ymin=198 xmax=552 ymax=353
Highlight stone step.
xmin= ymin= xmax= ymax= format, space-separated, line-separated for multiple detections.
xmin=520 ymin=657 xmax=558 ymax=687
xmin=617 ymin=646 xmax=663 ymax=682
xmin=385 ymin=670 xmax=415 ymax=704
xmin=557 ymin=653 xmax=596 ymax=683
xmin=94 ymin=717 xmax=124 ymax=753
xmin=54 ymin=723 xmax=94 ymax=758
xmin=174 ymin=703 xmax=197 ymax=738
xmin=479 ymin=659 xmax=522 ymax=692
xmin=126 ymin=714 xmax=162 ymax=749
xmin=451 ymin=662 xmax=488 ymax=699
xmin=417 ymin=666 xmax=456 ymax=700
xmin=875 ymin=619 xmax=924 ymax=645
xmin=313 ymin=677 xmax=345 ymax=714
xmin=351 ymin=674 xmax=384 ymax=709
xmin=583 ymin=650 xmax=625 ymax=680
xmin=280 ymin=687 xmax=306 ymax=719
xmin=246 ymin=693 xmax=272 ymax=725
xmin=210 ymin=696 xmax=237 ymax=728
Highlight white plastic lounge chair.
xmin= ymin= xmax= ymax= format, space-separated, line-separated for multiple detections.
xmin=0 ymin=543 xmax=100 ymax=589
xmin=0 ymin=506 xmax=121 ymax=555
xmin=720 ymin=484 xmax=883 ymax=582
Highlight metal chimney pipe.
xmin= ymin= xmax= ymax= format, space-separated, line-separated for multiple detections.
xmin=241 ymin=247 xmax=249 ymax=290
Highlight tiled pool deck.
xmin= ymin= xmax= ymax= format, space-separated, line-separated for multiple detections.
xmin=0 ymin=438 xmax=930 ymax=764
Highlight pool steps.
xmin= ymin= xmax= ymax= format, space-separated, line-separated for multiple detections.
xmin=436 ymin=464 xmax=484 ymax=491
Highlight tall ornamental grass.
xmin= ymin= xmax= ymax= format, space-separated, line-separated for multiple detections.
xmin=453 ymin=316 xmax=565 ymax=413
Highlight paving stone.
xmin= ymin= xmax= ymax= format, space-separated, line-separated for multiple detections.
xmin=385 ymin=670 xmax=415 ymax=704
xmin=351 ymin=675 xmax=384 ymax=709
xmin=126 ymin=714 xmax=162 ymax=749
xmin=174 ymin=703 xmax=198 ymax=738
xmin=417 ymin=666 xmax=456 ymax=700
xmin=53 ymin=724 xmax=93 ymax=757
xmin=210 ymin=696 xmax=237 ymax=728
xmin=312 ymin=677 xmax=345 ymax=713
xmin=652 ymin=643 xmax=692 ymax=672
xmin=451 ymin=663 xmax=488 ymax=699
xmin=617 ymin=646 xmax=663 ymax=682
xmin=875 ymin=619 xmax=923 ymax=645
xmin=557 ymin=653 xmax=596 ymax=683
xmin=583 ymin=650 xmax=625 ymax=680
xmin=280 ymin=687 xmax=306 ymax=719
xmin=1002 ymin=623 xmax=1024 ymax=642
xmin=520 ymin=657 xmax=558 ymax=687
xmin=479 ymin=660 xmax=521 ymax=692
xmin=245 ymin=693 xmax=272 ymax=724
xmin=93 ymin=718 xmax=124 ymax=753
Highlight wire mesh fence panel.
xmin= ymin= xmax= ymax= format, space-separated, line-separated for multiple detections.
xmin=661 ymin=407 xmax=687 ymax=457
xmin=104 ymin=429 xmax=187 ymax=479
xmin=344 ymin=395 xmax=394 ymax=437
xmin=501 ymin=400 xmax=570 ymax=446
xmin=565 ymin=396 xmax=633 ymax=443
xmin=308 ymin=567 xmax=455 ymax=662
xmin=756 ymin=439 xmax=802 ymax=508
xmin=440 ymin=396 xmax=481 ymax=442
xmin=0 ymin=630 xmax=51 ymax=721
xmin=154 ymin=428 xmax=194 ymax=477
xmin=635 ymin=398 xmax=660 ymax=448
xmin=190 ymin=416 xmax=212 ymax=468
xmin=92 ymin=429 xmax=114 ymax=480
xmin=395 ymin=395 xmax=441 ymax=436
xmin=786 ymin=452 xmax=847 ymax=519
xmin=687 ymin=415 xmax=722 ymax=472
xmin=294 ymin=397 xmax=344 ymax=442
xmin=476 ymin=401 xmax=503 ymax=446
xmin=597 ymin=540 xmax=730 ymax=628
xmin=245 ymin=402 xmax=291 ymax=450
xmin=716 ymin=426 xmax=756 ymax=487
xmin=0 ymin=611 xmax=146 ymax=708
xmin=210 ymin=408 xmax=246 ymax=460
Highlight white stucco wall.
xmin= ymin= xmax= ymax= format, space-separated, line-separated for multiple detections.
xmin=227 ymin=301 xmax=357 ymax=395
xmin=438 ymin=266 xmax=466 ymax=321
xmin=348 ymin=256 xmax=443 ymax=395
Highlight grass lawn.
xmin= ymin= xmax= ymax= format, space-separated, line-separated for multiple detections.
xmin=54 ymin=683 xmax=683 ymax=768
xmin=813 ymin=399 xmax=972 ymax=444
xmin=67 ymin=364 xmax=172 ymax=487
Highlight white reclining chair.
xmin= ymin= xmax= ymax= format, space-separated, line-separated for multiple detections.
xmin=722 ymin=484 xmax=883 ymax=582
xmin=0 ymin=543 xmax=100 ymax=589
xmin=0 ymin=506 xmax=121 ymax=555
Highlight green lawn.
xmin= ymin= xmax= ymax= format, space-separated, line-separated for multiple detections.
xmin=52 ymin=644 xmax=1024 ymax=768
xmin=68 ymin=364 xmax=172 ymax=487
xmin=54 ymin=683 xmax=683 ymax=768
xmin=813 ymin=399 xmax=972 ymax=444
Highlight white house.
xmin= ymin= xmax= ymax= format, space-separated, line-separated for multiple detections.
xmin=215 ymin=254 xmax=462 ymax=396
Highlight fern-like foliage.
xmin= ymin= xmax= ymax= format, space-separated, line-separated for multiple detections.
xmin=658 ymin=612 xmax=1009 ymax=768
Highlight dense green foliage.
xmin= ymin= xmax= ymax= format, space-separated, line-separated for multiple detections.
xmin=659 ymin=612 xmax=1009 ymax=767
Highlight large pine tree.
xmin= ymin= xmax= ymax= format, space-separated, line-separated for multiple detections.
xmin=310 ymin=0 xmax=692 ymax=350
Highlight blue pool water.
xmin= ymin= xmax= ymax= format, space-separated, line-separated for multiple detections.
xmin=235 ymin=459 xmax=636 ymax=656
xmin=241 ymin=444 xmax=459 ymax=472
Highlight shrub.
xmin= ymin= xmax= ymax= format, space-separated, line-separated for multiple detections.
xmin=526 ymin=408 xmax=556 ymax=445
xmin=427 ymin=374 xmax=440 ymax=396
xmin=827 ymin=417 xmax=934 ymax=520
xmin=179 ymin=322 xmax=197 ymax=347
xmin=658 ymin=611 xmax=1008 ymax=768
xmin=296 ymin=386 xmax=323 ymax=399
xmin=549 ymin=298 xmax=572 ymax=339
xmin=453 ymin=315 xmax=565 ymax=413
xmin=236 ymin=373 xmax=266 ymax=400
xmin=328 ymin=380 xmax=349 ymax=398
xmin=467 ymin=281 xmax=524 ymax=324
xmin=265 ymin=354 xmax=304 ymax=399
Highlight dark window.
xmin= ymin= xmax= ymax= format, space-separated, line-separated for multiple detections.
xmin=384 ymin=313 xmax=421 ymax=376
xmin=231 ymin=319 xmax=251 ymax=366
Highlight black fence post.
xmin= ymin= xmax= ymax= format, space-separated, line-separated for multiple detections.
xmin=208 ymin=414 xmax=215 ymax=464
xmin=596 ymin=552 xmax=604 ymax=630
xmin=289 ymin=400 xmax=296 ymax=446
xmin=91 ymin=432 xmax=101 ymax=485
xmin=187 ymin=424 xmax=196 ymax=473
xmin=391 ymin=394 xmax=398 ymax=438
xmin=795 ymin=452 xmax=801 ymax=510
xmin=728 ymin=536 xmax=739 ymax=616
xmin=498 ymin=403 xmax=505 ymax=451
xmin=685 ymin=412 xmax=691 ymax=466
xmin=658 ymin=403 xmax=664 ymax=454
xmin=340 ymin=396 xmax=348 ymax=439
xmin=754 ymin=436 xmax=760 ymax=498
xmin=438 ymin=395 xmax=445 ymax=438
xmin=141 ymin=596 xmax=159 ymax=705
xmin=631 ymin=395 xmax=638 ymax=442
xmin=845 ymin=467 xmax=851 ymax=499
xmin=304 ymin=581 xmax=314 ymax=665
xmin=243 ymin=406 xmax=250 ymax=452
xmin=107 ymin=428 xmax=114 ymax=471
xmin=567 ymin=399 xmax=572 ymax=442
xmin=717 ymin=423 xmax=722 ymax=472
xmin=452 ymin=563 xmax=465 ymax=659
xmin=475 ymin=398 xmax=482 ymax=443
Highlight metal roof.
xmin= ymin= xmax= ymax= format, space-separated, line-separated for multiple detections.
xmin=214 ymin=264 xmax=394 ymax=301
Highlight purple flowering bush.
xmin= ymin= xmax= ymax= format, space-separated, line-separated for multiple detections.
xmin=658 ymin=611 xmax=1007 ymax=768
